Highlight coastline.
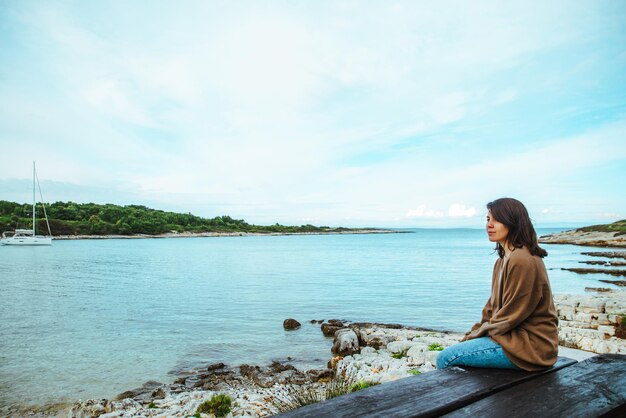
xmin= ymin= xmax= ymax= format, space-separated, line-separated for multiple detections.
xmin=51 ymin=229 xmax=408 ymax=240
xmin=23 ymin=322 xmax=463 ymax=418
xmin=539 ymin=230 xmax=626 ymax=248
xmin=12 ymin=291 xmax=624 ymax=418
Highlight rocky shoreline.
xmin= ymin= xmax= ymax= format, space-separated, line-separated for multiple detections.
xmin=555 ymin=292 xmax=626 ymax=353
xmin=547 ymin=248 xmax=626 ymax=285
xmin=561 ymin=268 xmax=626 ymax=278
xmin=11 ymin=290 xmax=620 ymax=418
xmin=51 ymin=229 xmax=406 ymax=240
xmin=539 ymin=230 xmax=626 ymax=247
xmin=65 ymin=322 xmax=461 ymax=418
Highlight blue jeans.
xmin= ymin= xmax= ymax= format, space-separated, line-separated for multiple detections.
xmin=436 ymin=337 xmax=520 ymax=369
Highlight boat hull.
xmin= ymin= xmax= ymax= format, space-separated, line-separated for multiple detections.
xmin=0 ymin=236 xmax=52 ymax=246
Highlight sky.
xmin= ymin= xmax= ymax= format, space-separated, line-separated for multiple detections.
xmin=0 ymin=0 xmax=625 ymax=228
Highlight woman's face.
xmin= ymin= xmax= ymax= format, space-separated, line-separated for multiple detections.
xmin=486 ymin=210 xmax=509 ymax=245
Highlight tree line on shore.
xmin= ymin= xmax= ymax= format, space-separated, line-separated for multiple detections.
xmin=0 ymin=200 xmax=350 ymax=236
xmin=578 ymin=220 xmax=626 ymax=235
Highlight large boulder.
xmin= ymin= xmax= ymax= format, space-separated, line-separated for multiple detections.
xmin=321 ymin=321 xmax=345 ymax=336
xmin=183 ymin=365 xmax=237 ymax=390
xmin=328 ymin=356 xmax=343 ymax=369
xmin=332 ymin=328 xmax=360 ymax=356
xmin=283 ymin=318 xmax=301 ymax=330
xmin=207 ymin=362 xmax=226 ymax=371
xmin=115 ymin=380 xmax=164 ymax=402
xmin=306 ymin=368 xmax=334 ymax=382
xmin=240 ymin=361 xmax=307 ymax=388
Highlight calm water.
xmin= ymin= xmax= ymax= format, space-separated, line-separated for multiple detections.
xmin=0 ymin=228 xmax=620 ymax=411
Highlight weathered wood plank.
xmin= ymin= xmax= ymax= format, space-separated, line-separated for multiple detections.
xmin=444 ymin=354 xmax=626 ymax=418
xmin=276 ymin=357 xmax=577 ymax=418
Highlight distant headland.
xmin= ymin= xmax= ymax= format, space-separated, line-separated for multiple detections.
xmin=0 ymin=200 xmax=402 ymax=238
xmin=539 ymin=219 xmax=626 ymax=248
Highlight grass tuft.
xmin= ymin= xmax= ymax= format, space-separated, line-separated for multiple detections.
xmin=428 ymin=343 xmax=444 ymax=351
xmin=391 ymin=348 xmax=409 ymax=359
xmin=349 ymin=380 xmax=380 ymax=392
xmin=196 ymin=393 xmax=232 ymax=417
xmin=273 ymin=371 xmax=366 ymax=413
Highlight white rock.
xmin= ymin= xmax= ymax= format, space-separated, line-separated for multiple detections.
xmin=597 ymin=325 xmax=616 ymax=337
xmin=593 ymin=313 xmax=611 ymax=325
xmin=595 ymin=341 xmax=609 ymax=354
xmin=605 ymin=299 xmax=626 ymax=314
xmin=407 ymin=343 xmax=428 ymax=357
xmin=361 ymin=346 xmax=377 ymax=355
xmin=387 ymin=340 xmax=414 ymax=354
xmin=332 ymin=329 xmax=360 ymax=356
xmin=573 ymin=312 xmax=594 ymax=322
xmin=577 ymin=297 xmax=606 ymax=313
xmin=425 ymin=351 xmax=440 ymax=364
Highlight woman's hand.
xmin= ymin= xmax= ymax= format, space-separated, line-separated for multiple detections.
xmin=462 ymin=327 xmax=487 ymax=341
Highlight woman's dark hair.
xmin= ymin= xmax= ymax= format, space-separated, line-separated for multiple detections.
xmin=487 ymin=197 xmax=547 ymax=258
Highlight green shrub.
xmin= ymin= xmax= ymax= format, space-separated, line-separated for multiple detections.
xmin=408 ymin=369 xmax=422 ymax=375
xmin=428 ymin=343 xmax=444 ymax=351
xmin=391 ymin=349 xmax=409 ymax=359
xmin=147 ymin=402 xmax=157 ymax=409
xmin=349 ymin=380 xmax=380 ymax=392
xmin=196 ymin=393 xmax=232 ymax=417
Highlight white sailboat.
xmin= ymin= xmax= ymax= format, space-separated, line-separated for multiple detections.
xmin=0 ymin=162 xmax=52 ymax=246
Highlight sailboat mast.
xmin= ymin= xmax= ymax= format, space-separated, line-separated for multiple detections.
xmin=32 ymin=161 xmax=36 ymax=235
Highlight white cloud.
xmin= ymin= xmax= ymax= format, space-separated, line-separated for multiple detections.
xmin=406 ymin=205 xmax=445 ymax=218
xmin=601 ymin=213 xmax=624 ymax=219
xmin=0 ymin=1 xmax=624 ymax=226
xmin=81 ymin=79 xmax=156 ymax=127
xmin=429 ymin=92 xmax=474 ymax=124
xmin=494 ymin=88 xmax=518 ymax=104
xmin=540 ymin=208 xmax=564 ymax=215
xmin=406 ymin=204 xmax=477 ymax=219
xmin=209 ymin=16 xmax=322 ymax=110
xmin=448 ymin=204 xmax=477 ymax=218
xmin=422 ymin=120 xmax=626 ymax=194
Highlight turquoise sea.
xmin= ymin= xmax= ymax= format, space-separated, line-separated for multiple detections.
xmin=0 ymin=228 xmax=620 ymax=412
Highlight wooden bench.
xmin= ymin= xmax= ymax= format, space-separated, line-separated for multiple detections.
xmin=276 ymin=354 xmax=626 ymax=417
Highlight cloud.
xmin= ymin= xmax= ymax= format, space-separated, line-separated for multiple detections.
xmin=406 ymin=204 xmax=477 ymax=219
xmin=406 ymin=205 xmax=445 ymax=218
xmin=0 ymin=1 xmax=624 ymax=226
xmin=601 ymin=213 xmax=624 ymax=219
xmin=448 ymin=204 xmax=477 ymax=218
xmin=81 ymin=79 xmax=156 ymax=127
xmin=429 ymin=120 xmax=626 ymax=193
xmin=429 ymin=92 xmax=474 ymax=124
xmin=540 ymin=208 xmax=563 ymax=215
xmin=494 ymin=88 xmax=518 ymax=104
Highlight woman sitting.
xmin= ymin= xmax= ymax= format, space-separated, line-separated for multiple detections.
xmin=436 ymin=197 xmax=559 ymax=371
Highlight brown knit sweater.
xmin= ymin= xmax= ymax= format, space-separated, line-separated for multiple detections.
xmin=462 ymin=246 xmax=559 ymax=371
